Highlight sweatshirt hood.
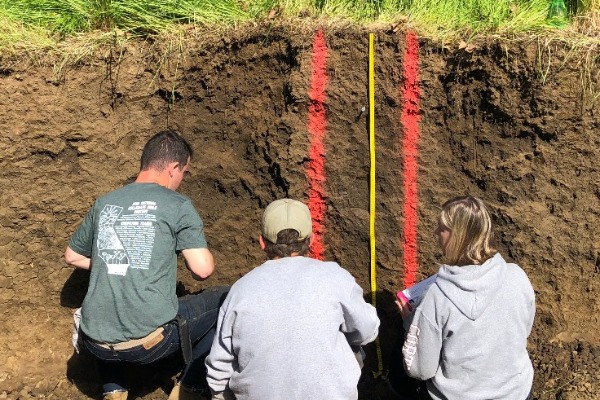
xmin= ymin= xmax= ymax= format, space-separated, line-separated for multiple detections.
xmin=435 ymin=253 xmax=507 ymax=320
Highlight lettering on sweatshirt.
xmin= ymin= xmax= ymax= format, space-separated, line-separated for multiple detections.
xmin=403 ymin=324 xmax=420 ymax=371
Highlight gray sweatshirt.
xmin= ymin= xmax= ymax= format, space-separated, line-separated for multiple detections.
xmin=206 ymin=256 xmax=380 ymax=400
xmin=403 ymin=253 xmax=535 ymax=400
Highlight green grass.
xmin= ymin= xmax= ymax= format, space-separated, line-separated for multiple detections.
xmin=0 ymin=0 xmax=254 ymax=34
xmin=0 ymin=0 xmax=598 ymax=50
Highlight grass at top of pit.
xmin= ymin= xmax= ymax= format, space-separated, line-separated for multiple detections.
xmin=0 ymin=0 xmax=598 ymax=50
xmin=0 ymin=2 xmax=597 ymax=83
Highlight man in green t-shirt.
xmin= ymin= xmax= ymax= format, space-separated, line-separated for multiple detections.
xmin=65 ymin=130 xmax=228 ymax=400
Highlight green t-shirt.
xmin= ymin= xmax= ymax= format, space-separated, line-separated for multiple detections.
xmin=69 ymin=183 xmax=207 ymax=343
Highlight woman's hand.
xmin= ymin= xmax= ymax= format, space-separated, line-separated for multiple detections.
xmin=395 ymin=296 xmax=412 ymax=320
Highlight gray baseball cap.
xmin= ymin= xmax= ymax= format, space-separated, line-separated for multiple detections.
xmin=261 ymin=199 xmax=313 ymax=243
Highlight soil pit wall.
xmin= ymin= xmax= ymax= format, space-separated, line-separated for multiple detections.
xmin=0 ymin=26 xmax=598 ymax=399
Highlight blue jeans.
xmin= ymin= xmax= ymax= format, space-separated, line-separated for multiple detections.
xmin=83 ymin=286 xmax=229 ymax=394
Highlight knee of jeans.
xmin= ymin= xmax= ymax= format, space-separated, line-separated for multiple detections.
xmin=181 ymin=289 xmax=228 ymax=315
xmin=206 ymin=286 xmax=230 ymax=301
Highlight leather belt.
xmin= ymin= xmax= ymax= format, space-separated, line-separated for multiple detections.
xmin=92 ymin=327 xmax=165 ymax=351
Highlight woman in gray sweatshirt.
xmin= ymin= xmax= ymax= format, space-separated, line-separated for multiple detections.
xmin=397 ymin=196 xmax=535 ymax=400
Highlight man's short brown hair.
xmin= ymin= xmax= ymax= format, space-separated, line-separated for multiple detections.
xmin=263 ymin=229 xmax=311 ymax=259
xmin=140 ymin=130 xmax=193 ymax=172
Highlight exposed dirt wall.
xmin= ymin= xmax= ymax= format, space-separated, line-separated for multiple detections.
xmin=0 ymin=25 xmax=598 ymax=399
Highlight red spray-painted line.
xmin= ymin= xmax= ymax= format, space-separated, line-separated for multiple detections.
xmin=401 ymin=31 xmax=421 ymax=288
xmin=306 ymin=30 xmax=328 ymax=260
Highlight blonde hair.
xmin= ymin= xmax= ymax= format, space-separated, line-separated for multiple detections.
xmin=439 ymin=196 xmax=496 ymax=266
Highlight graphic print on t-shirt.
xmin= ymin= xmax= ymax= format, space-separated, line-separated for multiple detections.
xmin=98 ymin=205 xmax=130 ymax=275
xmin=98 ymin=202 xmax=157 ymax=275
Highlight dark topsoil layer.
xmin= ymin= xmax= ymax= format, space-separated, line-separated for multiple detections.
xmin=0 ymin=24 xmax=598 ymax=399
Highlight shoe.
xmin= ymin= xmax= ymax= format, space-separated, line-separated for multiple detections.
xmin=168 ymin=382 xmax=211 ymax=400
xmin=103 ymin=390 xmax=128 ymax=400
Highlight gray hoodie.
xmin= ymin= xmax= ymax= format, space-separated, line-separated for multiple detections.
xmin=206 ymin=256 xmax=380 ymax=400
xmin=403 ymin=253 xmax=535 ymax=400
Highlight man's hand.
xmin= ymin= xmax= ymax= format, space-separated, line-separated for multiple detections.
xmin=182 ymin=248 xmax=214 ymax=280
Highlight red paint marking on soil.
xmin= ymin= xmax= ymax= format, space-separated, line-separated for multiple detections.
xmin=401 ymin=31 xmax=421 ymax=288
xmin=306 ymin=30 xmax=328 ymax=260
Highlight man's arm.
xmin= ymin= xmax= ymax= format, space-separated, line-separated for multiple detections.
xmin=341 ymin=282 xmax=380 ymax=346
xmin=206 ymin=295 xmax=236 ymax=396
xmin=181 ymin=248 xmax=214 ymax=280
xmin=64 ymin=246 xmax=91 ymax=270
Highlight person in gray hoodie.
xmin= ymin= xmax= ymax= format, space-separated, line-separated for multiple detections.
xmin=205 ymin=198 xmax=380 ymax=400
xmin=396 ymin=195 xmax=535 ymax=400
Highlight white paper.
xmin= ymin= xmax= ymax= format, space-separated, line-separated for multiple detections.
xmin=398 ymin=274 xmax=437 ymax=310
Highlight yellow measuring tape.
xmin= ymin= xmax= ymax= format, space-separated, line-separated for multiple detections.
xmin=369 ymin=32 xmax=384 ymax=378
